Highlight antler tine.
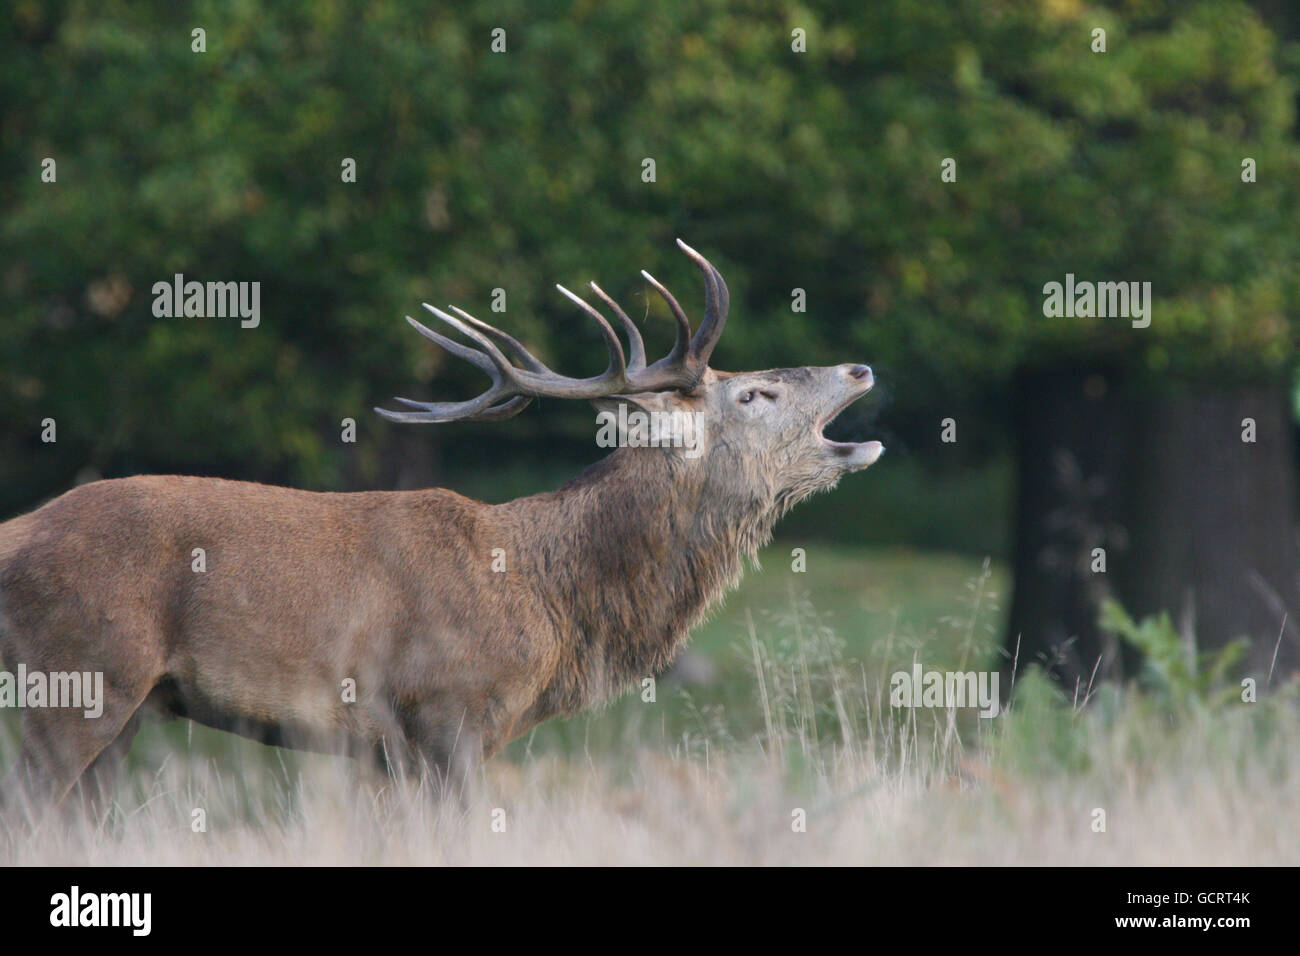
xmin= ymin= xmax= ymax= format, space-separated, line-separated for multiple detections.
xmin=375 ymin=314 xmax=527 ymax=423
xmin=462 ymin=396 xmax=534 ymax=421
xmin=402 ymin=315 xmax=496 ymax=376
xmin=421 ymin=303 xmax=522 ymax=385
xmin=391 ymin=395 xmax=534 ymax=419
xmin=675 ymin=238 xmax=729 ymax=364
xmin=447 ymin=306 xmax=550 ymax=374
xmin=555 ymin=284 xmax=628 ymax=379
xmin=711 ymin=264 xmax=730 ymax=317
xmin=375 ymin=385 xmax=515 ymax=422
xmin=589 ymin=281 xmax=647 ymax=372
xmin=639 ymin=269 xmax=693 ymax=365
xmin=375 ymin=395 xmax=533 ymax=423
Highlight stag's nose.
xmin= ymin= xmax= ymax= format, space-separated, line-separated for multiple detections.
xmin=847 ymin=364 xmax=873 ymax=384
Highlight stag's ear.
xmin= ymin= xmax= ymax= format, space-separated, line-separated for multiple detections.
xmin=589 ymin=391 xmax=685 ymax=419
xmin=591 ymin=391 xmax=704 ymax=455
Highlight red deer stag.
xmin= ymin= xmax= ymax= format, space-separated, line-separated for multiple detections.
xmin=0 ymin=240 xmax=882 ymax=812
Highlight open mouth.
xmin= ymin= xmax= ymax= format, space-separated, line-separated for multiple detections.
xmin=818 ymin=381 xmax=884 ymax=464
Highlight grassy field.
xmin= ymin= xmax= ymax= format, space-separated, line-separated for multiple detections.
xmin=3 ymin=544 xmax=1297 ymax=865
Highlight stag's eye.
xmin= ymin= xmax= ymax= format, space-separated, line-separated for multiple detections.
xmin=738 ymin=388 xmax=779 ymax=405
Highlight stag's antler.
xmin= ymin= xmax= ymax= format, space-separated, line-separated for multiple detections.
xmin=375 ymin=239 xmax=729 ymax=423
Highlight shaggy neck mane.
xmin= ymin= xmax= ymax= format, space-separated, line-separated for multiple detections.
xmin=504 ymin=446 xmax=778 ymax=715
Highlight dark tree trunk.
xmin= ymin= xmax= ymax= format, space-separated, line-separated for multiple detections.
xmin=1005 ymin=366 xmax=1300 ymax=693
xmin=1004 ymin=366 xmax=1131 ymax=693
xmin=1114 ymin=383 xmax=1300 ymax=683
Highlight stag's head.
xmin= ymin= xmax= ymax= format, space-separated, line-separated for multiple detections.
xmin=377 ymin=240 xmax=883 ymax=509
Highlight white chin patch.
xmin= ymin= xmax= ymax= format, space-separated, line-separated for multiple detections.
xmin=857 ymin=440 xmax=885 ymax=466
xmin=830 ymin=439 xmax=883 ymax=469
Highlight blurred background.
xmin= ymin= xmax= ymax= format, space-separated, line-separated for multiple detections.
xmin=3 ymin=0 xmax=1299 ymax=721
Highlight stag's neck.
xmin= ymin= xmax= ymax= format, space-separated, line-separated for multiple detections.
xmin=503 ymin=447 xmax=775 ymax=713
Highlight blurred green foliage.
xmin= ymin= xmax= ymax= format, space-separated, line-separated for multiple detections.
xmin=2 ymin=0 xmax=1297 ymax=517
xmin=1100 ymin=598 xmax=1250 ymax=710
